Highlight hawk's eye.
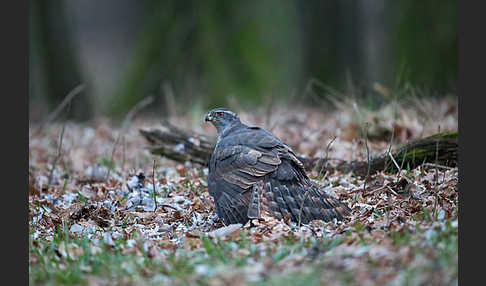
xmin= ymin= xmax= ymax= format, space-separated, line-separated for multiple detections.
xmin=216 ymin=112 xmax=224 ymax=117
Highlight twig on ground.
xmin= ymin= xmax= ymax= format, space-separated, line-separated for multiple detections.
xmin=388 ymin=152 xmax=414 ymax=185
xmin=33 ymin=84 xmax=85 ymax=137
xmin=388 ymin=152 xmax=401 ymax=173
xmin=435 ymin=126 xmax=440 ymax=186
xmin=433 ymin=125 xmax=441 ymax=217
xmin=47 ymin=118 xmax=67 ymax=189
xmin=363 ymin=123 xmax=371 ymax=192
xmin=385 ymin=185 xmax=400 ymax=197
xmin=122 ymin=136 xmax=127 ymax=171
xmin=424 ymin=163 xmax=454 ymax=170
xmin=47 ymin=101 xmax=73 ymax=189
xmin=318 ymin=136 xmax=337 ymax=179
xmin=399 ymin=145 xmax=408 ymax=172
xmin=383 ymin=122 xmax=396 ymax=173
xmin=395 ymin=145 xmax=409 ymax=183
xmin=152 ymin=159 xmax=158 ymax=212
xmin=386 ymin=187 xmax=392 ymax=227
xmin=106 ymin=96 xmax=155 ymax=180
xmin=161 ymin=204 xmax=179 ymax=211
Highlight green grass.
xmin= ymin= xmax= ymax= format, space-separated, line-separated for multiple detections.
xmin=30 ymin=196 xmax=458 ymax=286
xmin=30 ymin=226 xmax=349 ymax=285
xmin=30 ymin=226 xmax=143 ymax=285
xmin=38 ymin=231 xmax=459 ymax=286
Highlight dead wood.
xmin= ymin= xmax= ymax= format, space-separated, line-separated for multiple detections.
xmin=140 ymin=121 xmax=457 ymax=177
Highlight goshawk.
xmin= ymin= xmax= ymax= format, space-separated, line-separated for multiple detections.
xmin=205 ymin=108 xmax=350 ymax=225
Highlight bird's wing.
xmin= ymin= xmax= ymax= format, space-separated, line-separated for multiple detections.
xmin=211 ymin=127 xmax=311 ymax=222
xmin=210 ymin=126 xmax=350 ymax=224
xmin=213 ymin=144 xmax=281 ymax=189
xmin=210 ymin=129 xmax=285 ymax=224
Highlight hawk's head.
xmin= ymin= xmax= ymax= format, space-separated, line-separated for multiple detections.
xmin=205 ymin=108 xmax=241 ymax=134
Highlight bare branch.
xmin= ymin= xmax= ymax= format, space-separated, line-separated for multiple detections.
xmin=106 ymin=96 xmax=155 ymax=180
xmin=433 ymin=125 xmax=441 ymax=217
xmin=363 ymin=122 xmax=371 ymax=192
xmin=152 ymin=159 xmax=158 ymax=212
xmin=424 ymin=163 xmax=454 ymax=170
xmin=47 ymin=119 xmax=67 ymax=189
xmin=383 ymin=125 xmax=395 ymax=173
xmin=317 ymin=136 xmax=337 ymax=178
xmin=33 ymin=84 xmax=85 ymax=137
xmin=388 ymin=151 xmax=401 ymax=172
xmin=46 ymin=100 xmax=73 ymax=189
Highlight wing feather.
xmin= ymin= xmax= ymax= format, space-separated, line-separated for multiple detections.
xmin=214 ymin=145 xmax=279 ymax=189
xmin=208 ymin=124 xmax=350 ymax=225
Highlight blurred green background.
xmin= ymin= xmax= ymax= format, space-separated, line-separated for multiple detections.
xmin=29 ymin=0 xmax=457 ymax=121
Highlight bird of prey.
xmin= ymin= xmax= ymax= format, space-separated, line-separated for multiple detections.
xmin=205 ymin=108 xmax=351 ymax=225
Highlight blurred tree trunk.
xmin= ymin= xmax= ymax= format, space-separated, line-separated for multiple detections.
xmin=111 ymin=0 xmax=303 ymax=118
xmin=29 ymin=1 xmax=91 ymax=121
xmin=357 ymin=0 xmax=387 ymax=86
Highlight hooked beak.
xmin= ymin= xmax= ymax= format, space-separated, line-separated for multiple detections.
xmin=205 ymin=113 xmax=213 ymax=122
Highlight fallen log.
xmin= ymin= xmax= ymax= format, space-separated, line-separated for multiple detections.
xmin=140 ymin=120 xmax=214 ymax=166
xmin=328 ymin=131 xmax=458 ymax=176
xmin=140 ymin=121 xmax=457 ymax=177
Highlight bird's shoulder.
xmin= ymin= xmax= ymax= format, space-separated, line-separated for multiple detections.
xmin=212 ymin=124 xmax=304 ymax=171
xmin=216 ymin=124 xmax=282 ymax=151
xmin=210 ymin=125 xmax=282 ymax=168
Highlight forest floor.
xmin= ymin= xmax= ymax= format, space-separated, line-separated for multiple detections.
xmin=29 ymin=95 xmax=458 ymax=285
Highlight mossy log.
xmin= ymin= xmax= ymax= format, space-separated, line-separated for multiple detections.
xmin=313 ymin=131 xmax=458 ymax=176
xmin=140 ymin=122 xmax=457 ymax=177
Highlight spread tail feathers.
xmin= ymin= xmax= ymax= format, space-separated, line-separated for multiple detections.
xmin=247 ymin=179 xmax=351 ymax=224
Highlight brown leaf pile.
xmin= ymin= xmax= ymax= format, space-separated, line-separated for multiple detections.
xmin=29 ymin=96 xmax=458 ymax=285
